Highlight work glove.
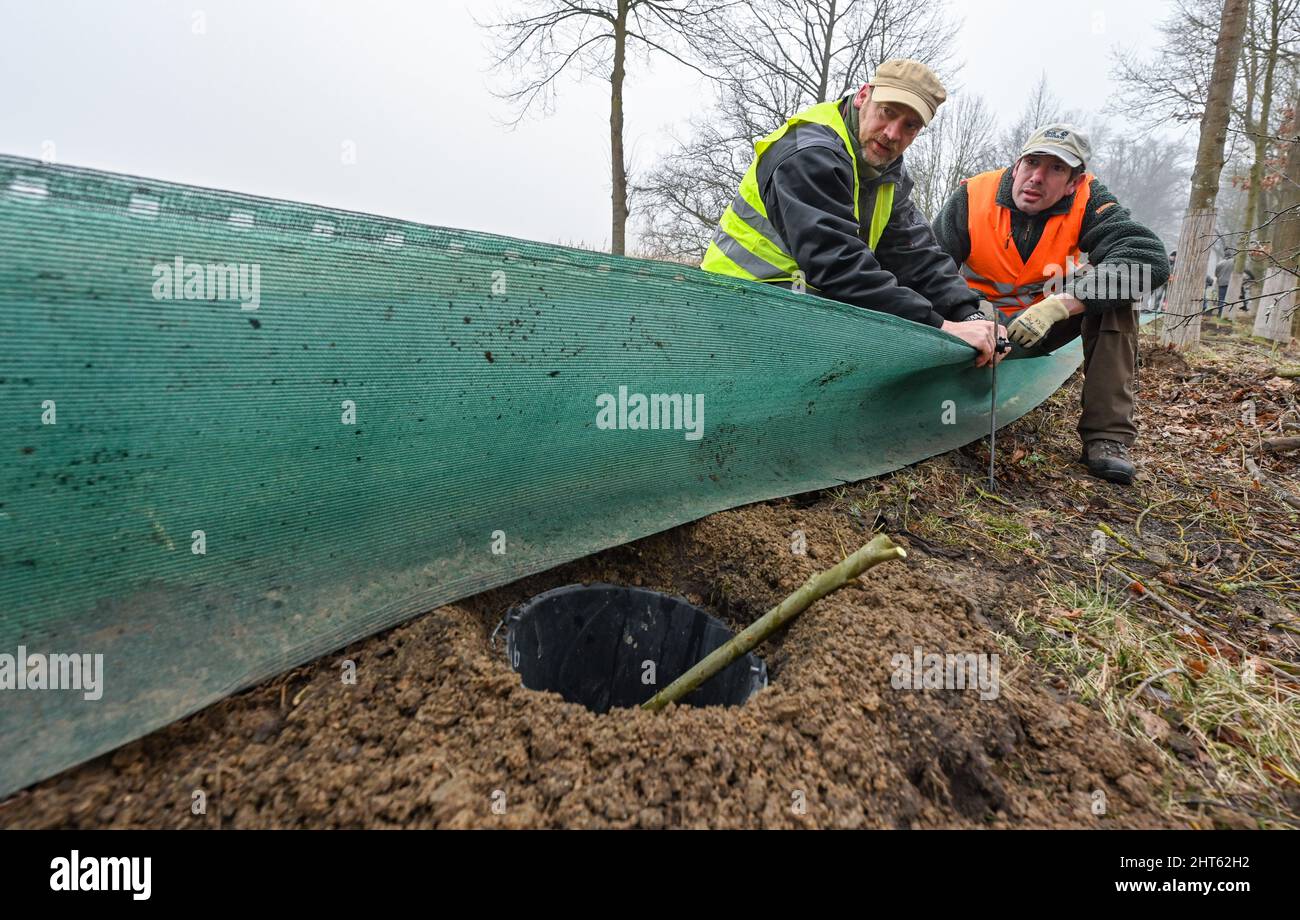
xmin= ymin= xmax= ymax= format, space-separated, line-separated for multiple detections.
xmin=1006 ymin=295 xmax=1069 ymax=348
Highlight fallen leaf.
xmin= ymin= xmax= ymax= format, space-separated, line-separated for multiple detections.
xmin=1133 ymin=707 xmax=1170 ymax=743
xmin=1213 ymin=724 xmax=1255 ymax=753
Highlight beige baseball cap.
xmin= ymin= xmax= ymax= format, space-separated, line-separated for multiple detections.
xmin=868 ymin=59 xmax=948 ymax=125
xmin=1020 ymin=123 xmax=1092 ymax=168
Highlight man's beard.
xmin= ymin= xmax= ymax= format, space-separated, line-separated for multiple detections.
xmin=863 ymin=136 xmax=898 ymax=166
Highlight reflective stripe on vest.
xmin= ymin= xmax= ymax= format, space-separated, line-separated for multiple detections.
xmin=701 ymin=100 xmax=895 ymax=285
xmin=959 ymin=168 xmax=1092 ymax=317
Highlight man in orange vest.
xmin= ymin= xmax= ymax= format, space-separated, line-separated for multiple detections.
xmin=934 ymin=124 xmax=1169 ymax=485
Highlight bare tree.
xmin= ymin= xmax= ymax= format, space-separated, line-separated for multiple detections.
xmin=634 ymin=0 xmax=961 ymax=259
xmin=704 ymin=0 xmax=958 ymax=141
xmin=1161 ymin=0 xmax=1250 ymax=349
xmin=1226 ymin=0 xmax=1300 ymax=309
xmin=634 ymin=87 xmax=758 ymax=260
xmin=1217 ymin=157 xmax=1254 ymax=234
xmin=991 ymin=74 xmax=1085 ymax=168
xmin=1112 ymin=0 xmax=1299 ymax=314
xmin=480 ymin=0 xmax=716 ymax=256
xmin=1252 ymin=95 xmax=1300 ymax=341
xmin=1092 ymin=134 xmax=1192 ymax=245
xmin=907 ymin=93 xmax=999 ymax=220
xmin=1111 ymin=0 xmax=1223 ymax=125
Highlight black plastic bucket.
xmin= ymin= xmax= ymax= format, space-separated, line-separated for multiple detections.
xmin=503 ymin=584 xmax=767 ymax=714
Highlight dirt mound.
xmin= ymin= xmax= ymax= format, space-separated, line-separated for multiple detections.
xmin=1142 ymin=343 xmax=1190 ymax=372
xmin=1 ymin=500 xmax=1180 ymax=829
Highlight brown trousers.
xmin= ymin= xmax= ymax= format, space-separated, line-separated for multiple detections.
xmin=1009 ymin=304 xmax=1138 ymax=447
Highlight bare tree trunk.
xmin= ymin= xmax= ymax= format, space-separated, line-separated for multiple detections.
xmin=1242 ymin=0 xmax=1285 ymax=318
xmin=1227 ymin=264 xmax=1246 ymax=313
xmin=1165 ymin=211 xmax=1218 ymax=347
xmin=1253 ymin=94 xmax=1300 ymax=342
xmin=815 ymin=0 xmax=837 ymax=101
xmin=1162 ymin=0 xmax=1250 ymax=349
xmin=483 ymin=1 xmax=714 ymax=257
xmin=1230 ymin=3 xmax=1260 ymax=317
xmin=610 ymin=0 xmax=629 ymax=256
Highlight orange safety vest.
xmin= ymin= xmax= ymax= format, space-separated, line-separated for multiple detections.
xmin=959 ymin=168 xmax=1093 ymax=318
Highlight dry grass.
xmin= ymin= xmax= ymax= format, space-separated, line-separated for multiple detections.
xmin=826 ymin=320 xmax=1300 ymax=826
xmin=1005 ymin=581 xmax=1300 ymax=828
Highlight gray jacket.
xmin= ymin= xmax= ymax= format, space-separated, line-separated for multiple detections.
xmin=752 ymin=95 xmax=982 ymax=328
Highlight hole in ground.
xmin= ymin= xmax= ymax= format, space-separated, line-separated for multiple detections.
xmin=503 ymin=583 xmax=767 ymax=714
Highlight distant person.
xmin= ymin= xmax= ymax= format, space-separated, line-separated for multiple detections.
xmin=1214 ymin=258 xmax=1234 ymax=317
xmin=934 ymin=123 xmax=1169 ymax=485
xmin=1213 ymin=258 xmax=1254 ymax=316
xmin=1162 ymin=250 xmax=1213 ymax=315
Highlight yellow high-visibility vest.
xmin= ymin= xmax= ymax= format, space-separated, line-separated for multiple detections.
xmin=701 ymin=100 xmax=895 ymax=286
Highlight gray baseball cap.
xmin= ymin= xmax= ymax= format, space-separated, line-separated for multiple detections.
xmin=1020 ymin=123 xmax=1091 ymax=169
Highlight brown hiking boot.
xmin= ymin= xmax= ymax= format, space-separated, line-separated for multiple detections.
xmin=1082 ymin=440 xmax=1135 ymax=485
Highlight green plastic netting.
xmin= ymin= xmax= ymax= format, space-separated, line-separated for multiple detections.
xmin=0 ymin=154 xmax=1082 ymax=798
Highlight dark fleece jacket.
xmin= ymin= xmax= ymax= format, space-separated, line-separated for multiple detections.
xmin=932 ymin=166 xmax=1170 ymax=314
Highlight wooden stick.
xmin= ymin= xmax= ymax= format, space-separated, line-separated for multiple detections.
xmin=642 ymin=535 xmax=907 ymax=712
xmin=1105 ymin=565 xmax=1294 ymax=683
xmin=1263 ymin=437 xmax=1300 ymax=452
xmin=1264 ymin=366 xmax=1300 ymax=378
xmin=1245 ymin=457 xmax=1300 ymax=510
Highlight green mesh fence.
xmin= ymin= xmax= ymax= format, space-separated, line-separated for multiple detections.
xmin=0 ymin=154 xmax=1083 ymax=798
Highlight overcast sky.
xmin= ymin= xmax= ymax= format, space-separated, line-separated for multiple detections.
xmin=1 ymin=0 xmax=1171 ymax=249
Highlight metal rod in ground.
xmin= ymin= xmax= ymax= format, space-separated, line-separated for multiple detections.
xmin=988 ymin=335 xmax=1011 ymax=493
xmin=989 ymin=362 xmax=998 ymax=492
xmin=641 ymin=534 xmax=907 ymax=712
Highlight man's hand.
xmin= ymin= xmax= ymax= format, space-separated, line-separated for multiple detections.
xmin=975 ymin=302 xmax=1011 ymax=366
xmin=941 ymin=318 xmax=1004 ymax=367
xmin=1006 ymin=295 xmax=1070 ymax=348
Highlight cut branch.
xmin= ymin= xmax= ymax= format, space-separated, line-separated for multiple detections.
xmin=642 ymin=534 xmax=907 ymax=711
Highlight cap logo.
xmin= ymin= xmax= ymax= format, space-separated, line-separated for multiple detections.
xmin=1044 ymin=129 xmax=1070 ymax=141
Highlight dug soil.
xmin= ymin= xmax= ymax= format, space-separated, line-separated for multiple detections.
xmin=3 ymin=496 xmax=1177 ymax=830
xmin=5 ymin=328 xmax=1296 ymax=829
